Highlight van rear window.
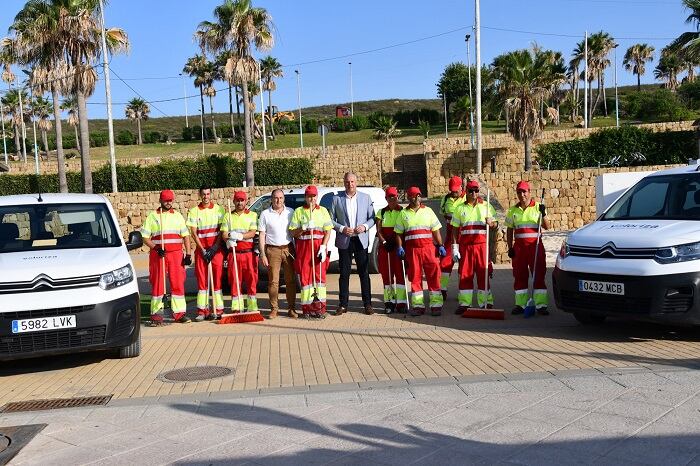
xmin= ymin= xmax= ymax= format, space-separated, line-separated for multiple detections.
xmin=0 ymin=203 xmax=121 ymax=253
xmin=603 ymin=174 xmax=700 ymax=220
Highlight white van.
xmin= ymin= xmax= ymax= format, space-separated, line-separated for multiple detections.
xmin=0 ymin=193 xmax=143 ymax=360
xmin=554 ymin=162 xmax=700 ymax=325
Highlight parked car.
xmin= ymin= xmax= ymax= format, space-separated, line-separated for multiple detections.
xmin=0 ymin=194 xmax=143 ymax=360
xmin=554 ymin=161 xmax=700 ymax=326
xmin=222 ymin=186 xmax=388 ymax=291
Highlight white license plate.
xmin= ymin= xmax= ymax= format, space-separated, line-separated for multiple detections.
xmin=578 ymin=280 xmax=624 ymax=295
xmin=11 ymin=315 xmax=76 ymax=334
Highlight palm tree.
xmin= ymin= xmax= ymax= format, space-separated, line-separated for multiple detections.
xmin=492 ymin=48 xmax=566 ymax=171
xmin=623 ymin=44 xmax=655 ymax=91
xmin=61 ymin=96 xmax=80 ymax=150
xmin=1 ymin=89 xmax=28 ymax=160
xmin=669 ymin=0 xmax=700 ymax=62
xmin=260 ymin=55 xmax=282 ymax=139
xmin=571 ymin=32 xmax=615 ymax=121
xmin=10 ymin=0 xmax=129 ymax=193
xmin=183 ymin=54 xmax=211 ymax=140
xmin=372 ymin=115 xmax=401 ymax=141
xmin=31 ymin=95 xmax=53 ymax=157
xmin=216 ymin=51 xmax=237 ymax=139
xmin=655 ymin=48 xmax=683 ymax=90
xmin=125 ymin=97 xmax=150 ymax=145
xmin=197 ymin=0 xmax=274 ymax=187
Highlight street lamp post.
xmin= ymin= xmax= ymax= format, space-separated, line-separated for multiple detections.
xmin=17 ymin=87 xmax=27 ymax=164
xmin=98 ymin=0 xmax=118 ymax=192
xmin=28 ymin=83 xmax=40 ymax=175
xmin=465 ymin=32 xmax=475 ymax=150
xmin=349 ymin=62 xmax=354 ymax=117
xmin=475 ymin=0 xmax=482 ymax=173
xmin=443 ymin=91 xmax=449 ymax=139
xmin=295 ymin=70 xmax=303 ymax=148
xmin=584 ymin=30 xmax=589 ymax=129
xmin=179 ymin=73 xmax=189 ymax=128
xmin=0 ymin=100 xmax=7 ymax=166
xmin=614 ymin=43 xmax=620 ymax=128
xmin=257 ymin=60 xmax=267 ymax=150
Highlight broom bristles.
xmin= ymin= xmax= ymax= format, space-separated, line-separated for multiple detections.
xmin=462 ymin=308 xmax=505 ymax=320
xmin=217 ymin=311 xmax=265 ymax=324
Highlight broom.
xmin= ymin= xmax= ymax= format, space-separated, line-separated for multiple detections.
xmin=524 ymin=188 xmax=546 ymax=318
xmin=400 ymin=253 xmax=413 ymax=317
xmin=463 ymin=187 xmax=505 ymax=320
xmin=309 ymin=202 xmax=324 ymax=317
xmin=219 ymin=198 xmax=263 ymax=324
xmin=208 ymin=261 xmax=217 ymax=319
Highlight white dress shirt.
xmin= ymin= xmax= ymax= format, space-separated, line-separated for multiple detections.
xmin=258 ymin=206 xmax=293 ymax=246
xmin=346 ymin=193 xmax=358 ymax=229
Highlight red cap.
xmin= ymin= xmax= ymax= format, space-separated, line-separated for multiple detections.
xmin=305 ymin=185 xmax=318 ymax=196
xmin=516 ymin=181 xmax=530 ymax=191
xmin=448 ymin=175 xmax=462 ymax=191
xmin=159 ymin=189 xmax=174 ymax=202
xmin=406 ymin=186 xmax=422 ymax=197
xmin=233 ymin=191 xmax=247 ymax=201
xmin=466 ymin=180 xmax=480 ymax=190
xmin=385 ymin=186 xmax=398 ymax=197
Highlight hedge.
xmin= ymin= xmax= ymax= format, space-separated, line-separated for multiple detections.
xmin=0 ymin=155 xmax=314 ymax=195
xmin=536 ymin=126 xmax=696 ymax=170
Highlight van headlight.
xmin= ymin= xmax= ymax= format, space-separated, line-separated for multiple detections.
xmin=559 ymin=239 xmax=570 ymax=258
xmin=655 ymin=242 xmax=700 ymax=264
xmin=99 ymin=265 xmax=134 ymax=290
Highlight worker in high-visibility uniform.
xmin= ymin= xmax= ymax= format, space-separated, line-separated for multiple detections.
xmin=439 ymin=176 xmax=466 ymax=300
xmin=395 ymin=186 xmax=446 ymax=316
xmin=375 ymin=186 xmax=407 ymax=314
xmin=289 ymin=185 xmax=332 ymax=318
xmin=187 ymin=186 xmax=225 ymax=321
xmin=220 ymin=191 xmax=259 ymax=312
xmin=451 ymin=180 xmax=498 ymax=313
xmin=141 ymin=189 xmax=192 ymax=325
xmin=505 ymin=181 xmax=550 ymax=316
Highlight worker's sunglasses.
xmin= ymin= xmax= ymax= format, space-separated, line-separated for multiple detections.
xmin=468 ymin=189 xmax=479 ymax=194
xmin=516 ymin=189 xmax=528 ymax=194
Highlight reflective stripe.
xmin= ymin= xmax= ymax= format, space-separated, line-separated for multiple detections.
xmin=198 ymin=231 xmax=219 ymax=238
xmin=515 ymin=289 xmax=529 ymax=295
xmin=516 ymin=223 xmax=540 ymax=229
xmin=405 ymin=233 xmax=433 ymax=241
xmin=299 ymin=234 xmax=325 ymax=241
xmin=460 ymin=230 xmax=486 ymax=235
xmin=515 ymin=233 xmax=539 ymax=239
xmin=406 ymin=225 xmax=433 ymax=232
xmin=154 ymin=238 xmax=184 ymax=245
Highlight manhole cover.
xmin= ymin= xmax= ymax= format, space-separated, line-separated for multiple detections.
xmin=0 ymin=395 xmax=112 ymax=413
xmin=0 ymin=424 xmax=46 ymax=465
xmin=0 ymin=435 xmax=9 ymax=453
xmin=158 ymin=366 xmax=233 ymax=383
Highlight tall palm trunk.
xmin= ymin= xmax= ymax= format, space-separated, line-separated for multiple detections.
xmin=268 ymin=88 xmax=275 ymax=139
xmin=51 ymin=87 xmax=67 ymax=193
xmin=198 ymin=84 xmax=206 ymax=135
xmin=235 ymin=86 xmax=242 ymax=136
xmin=41 ymin=129 xmax=48 ymax=158
xmin=637 ymin=72 xmax=641 ymax=92
xmin=136 ymin=118 xmax=142 ymax=145
xmin=601 ymin=74 xmax=608 ymax=116
xmin=76 ymin=91 xmax=92 ymax=193
xmin=241 ymin=81 xmax=254 ymax=187
xmin=524 ymin=137 xmax=532 ymax=171
xmin=74 ymin=124 xmax=80 ymax=150
xmin=208 ymin=94 xmax=217 ymax=141
xmin=228 ymin=85 xmax=236 ymax=138
xmin=13 ymin=123 xmax=21 ymax=159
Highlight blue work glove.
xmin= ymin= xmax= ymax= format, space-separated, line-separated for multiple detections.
xmin=438 ymin=245 xmax=447 ymax=258
xmin=397 ymin=246 xmax=405 ymax=259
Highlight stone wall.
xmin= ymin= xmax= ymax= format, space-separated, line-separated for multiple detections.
xmin=424 ymin=121 xmax=694 ymax=197
xmin=5 ymin=142 xmax=395 ymax=189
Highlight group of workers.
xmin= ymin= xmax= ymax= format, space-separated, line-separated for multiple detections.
xmin=140 ymin=173 xmax=549 ymax=326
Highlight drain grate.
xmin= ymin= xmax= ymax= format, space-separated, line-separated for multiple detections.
xmin=158 ymin=366 xmax=233 ymax=383
xmin=0 ymin=395 xmax=112 ymax=414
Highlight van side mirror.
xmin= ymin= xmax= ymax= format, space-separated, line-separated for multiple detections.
xmin=126 ymin=231 xmax=143 ymax=251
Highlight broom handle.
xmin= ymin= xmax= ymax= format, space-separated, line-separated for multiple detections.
xmin=401 ymin=255 xmax=411 ymax=311
xmin=388 ymin=248 xmax=396 ymax=308
xmin=208 ymin=261 xmax=215 ymax=314
xmin=529 ymin=188 xmax=546 ymax=302
xmin=484 ymin=189 xmax=490 ymax=309
xmin=227 ymin=199 xmax=243 ymax=312
xmin=160 ymin=209 xmax=166 ymax=308
xmin=309 ymin=204 xmax=317 ymax=292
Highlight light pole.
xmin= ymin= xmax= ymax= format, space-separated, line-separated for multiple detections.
xmin=584 ymin=30 xmax=589 ymax=129
xmin=98 ymin=0 xmax=118 ymax=192
xmin=349 ymin=62 xmax=354 ymax=117
xmin=614 ymin=43 xmax=619 ymax=128
xmin=179 ymin=73 xmax=189 ymax=128
xmin=295 ymin=69 xmax=303 ymax=148
xmin=475 ymin=0 xmax=482 ymax=173
xmin=465 ymin=32 xmax=475 ymax=149
xmin=0 ymin=100 xmax=7 ymax=166
xmin=18 ymin=86 xmax=27 ymax=164
xmin=257 ymin=60 xmax=267 ymax=150
xmin=200 ymin=108 xmax=205 ymax=156
xmin=443 ymin=90 xmax=448 ymax=139
xmin=28 ymin=81 xmax=39 ymax=175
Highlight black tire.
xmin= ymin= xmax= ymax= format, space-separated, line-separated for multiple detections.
xmin=368 ymin=237 xmax=379 ymax=274
xmin=117 ymin=330 xmax=141 ymax=358
xmin=574 ymin=312 xmax=607 ymax=325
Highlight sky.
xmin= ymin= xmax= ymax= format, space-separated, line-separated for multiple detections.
xmin=0 ymin=0 xmax=691 ymax=120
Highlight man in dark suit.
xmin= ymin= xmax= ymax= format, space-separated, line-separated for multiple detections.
xmin=330 ymin=172 xmax=376 ymax=315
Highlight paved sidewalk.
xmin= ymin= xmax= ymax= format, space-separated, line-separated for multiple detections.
xmin=5 ymin=367 xmax=700 ymax=465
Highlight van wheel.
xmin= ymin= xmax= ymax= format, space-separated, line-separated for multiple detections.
xmin=368 ymin=237 xmax=379 ymax=274
xmin=574 ymin=312 xmax=607 ymax=325
xmin=118 ymin=331 xmax=141 ymax=358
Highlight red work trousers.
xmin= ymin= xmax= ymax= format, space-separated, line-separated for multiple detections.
xmin=378 ymin=245 xmax=406 ymax=309
xmin=439 ymin=224 xmax=455 ymax=290
xmin=194 ymin=248 xmax=224 ymax=315
xmin=406 ymin=244 xmax=441 ymax=311
xmin=228 ymin=249 xmax=258 ymax=310
xmin=294 ymin=237 xmax=330 ymax=315
xmin=149 ymin=249 xmax=186 ymax=319
xmin=512 ymin=240 xmax=547 ymax=292
xmin=458 ymin=242 xmax=489 ymax=293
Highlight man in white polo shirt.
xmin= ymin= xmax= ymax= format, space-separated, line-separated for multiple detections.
xmin=258 ymin=188 xmax=297 ymax=319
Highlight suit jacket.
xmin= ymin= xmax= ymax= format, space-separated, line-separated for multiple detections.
xmin=330 ymin=190 xmax=376 ymax=250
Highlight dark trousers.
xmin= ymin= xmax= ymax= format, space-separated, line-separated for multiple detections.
xmin=338 ymin=236 xmax=371 ymax=307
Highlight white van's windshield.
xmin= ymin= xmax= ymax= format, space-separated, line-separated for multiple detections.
xmin=0 ymin=203 xmax=121 ymax=253
xmin=603 ymin=173 xmax=700 ymax=221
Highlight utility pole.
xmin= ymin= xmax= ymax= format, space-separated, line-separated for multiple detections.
xmin=349 ymin=62 xmax=354 ymax=117
xmin=465 ymin=32 xmax=475 ymax=150
xmin=18 ymin=86 xmax=27 ymax=164
xmin=475 ymin=0 xmax=482 ymax=173
xmin=99 ymin=0 xmax=118 ymax=192
xmin=614 ymin=43 xmax=620 ymax=128
xmin=29 ymin=83 xmax=39 ymax=175
xmin=0 ymin=100 xmax=7 ymax=166
xmin=257 ymin=60 xmax=267 ymax=150
xmin=179 ymin=73 xmax=189 ymax=128
xmin=295 ymin=70 xmax=303 ymax=148
xmin=584 ymin=30 xmax=589 ymax=129
xmin=443 ymin=91 xmax=448 ymax=139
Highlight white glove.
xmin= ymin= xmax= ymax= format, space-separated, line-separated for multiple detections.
xmin=317 ymin=244 xmax=327 ymax=262
xmin=229 ymin=232 xmax=243 ymax=241
xmin=307 ymin=220 xmax=316 ymax=230
xmin=452 ymin=244 xmax=461 ymax=262
xmin=227 ymin=239 xmax=237 ymax=249
xmin=301 ymin=223 xmax=309 ymax=231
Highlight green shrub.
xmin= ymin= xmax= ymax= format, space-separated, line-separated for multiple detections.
xmin=331 ymin=117 xmax=353 ymax=132
xmin=393 ymin=108 xmax=442 ymax=127
xmin=143 ymin=131 xmax=161 ymax=144
xmin=303 ymin=118 xmax=318 ymax=134
xmin=678 ymin=80 xmax=700 ymax=110
xmin=89 ymin=132 xmax=109 ymax=147
xmin=350 ymin=115 xmax=370 ymax=131
xmin=181 ymin=126 xmax=193 ymax=141
xmin=625 ymin=89 xmax=691 ymax=121
xmin=116 ymin=130 xmax=135 ymax=145
xmin=0 ymin=156 xmax=314 ymax=195
xmin=536 ymin=126 xmax=695 ymax=169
